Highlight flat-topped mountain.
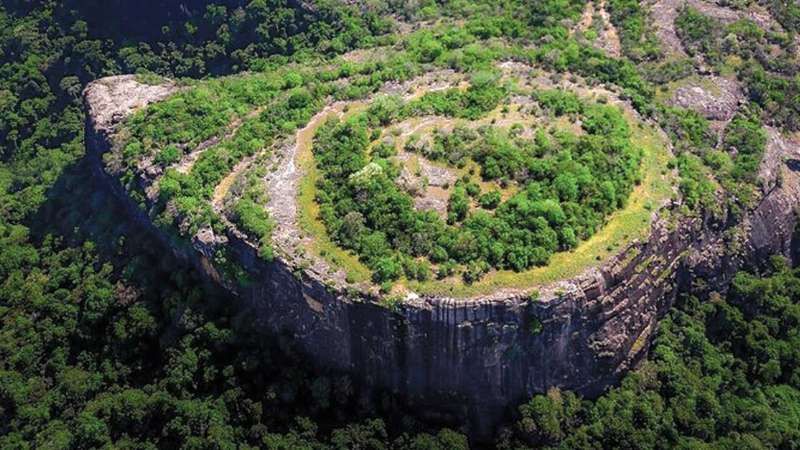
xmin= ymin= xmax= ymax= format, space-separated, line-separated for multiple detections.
xmin=83 ymin=2 xmax=800 ymax=436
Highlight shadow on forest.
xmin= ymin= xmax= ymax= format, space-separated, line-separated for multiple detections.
xmin=27 ymin=154 xmax=470 ymax=441
xmin=28 ymin=157 xmax=237 ymax=344
xmin=30 ymin=158 xmax=164 ymax=262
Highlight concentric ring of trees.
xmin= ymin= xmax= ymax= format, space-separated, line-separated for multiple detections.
xmin=311 ymin=81 xmax=643 ymax=286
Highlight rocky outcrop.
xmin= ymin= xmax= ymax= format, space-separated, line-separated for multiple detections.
xmin=671 ymin=76 xmax=743 ymax=122
xmin=84 ymin=75 xmax=800 ymax=440
xmin=649 ymin=0 xmax=788 ymax=61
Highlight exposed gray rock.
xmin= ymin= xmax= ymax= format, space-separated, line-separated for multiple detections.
xmin=670 ymin=76 xmax=743 ymax=121
xmin=83 ymin=75 xmax=178 ymax=134
xmin=649 ymin=0 xmax=774 ymax=58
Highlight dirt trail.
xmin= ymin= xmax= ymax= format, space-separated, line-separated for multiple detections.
xmin=262 ymin=72 xmax=473 ymax=285
xmin=576 ymin=0 xmax=621 ymax=58
xmin=258 ymin=61 xmax=672 ymax=292
xmin=389 ymin=108 xmax=541 ymax=216
xmin=578 ymin=1 xmax=595 ymax=30
xmin=266 ymin=71 xmax=470 ymax=254
xmin=270 ymin=106 xmax=338 ymax=240
xmin=212 ymin=154 xmax=256 ymax=208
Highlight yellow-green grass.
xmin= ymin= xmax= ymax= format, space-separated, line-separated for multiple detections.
xmin=296 ymin=103 xmax=373 ymax=284
xmin=404 ymin=111 xmax=675 ymax=297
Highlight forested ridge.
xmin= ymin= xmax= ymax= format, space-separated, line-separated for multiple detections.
xmin=3 ymin=0 xmax=800 ymax=448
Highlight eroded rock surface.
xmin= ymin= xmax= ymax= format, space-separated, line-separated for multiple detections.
xmin=576 ymin=0 xmax=622 ymax=58
xmin=84 ymin=75 xmax=178 ymax=137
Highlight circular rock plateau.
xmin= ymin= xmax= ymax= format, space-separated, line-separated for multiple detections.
xmin=84 ymin=42 xmax=800 ymax=435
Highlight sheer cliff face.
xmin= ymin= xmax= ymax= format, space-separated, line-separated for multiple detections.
xmin=84 ymin=75 xmax=800 ymax=437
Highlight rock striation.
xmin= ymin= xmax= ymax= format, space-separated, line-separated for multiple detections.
xmin=84 ymin=74 xmax=800 ymax=439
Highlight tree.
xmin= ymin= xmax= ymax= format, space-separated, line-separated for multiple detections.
xmin=447 ymin=184 xmax=470 ymax=224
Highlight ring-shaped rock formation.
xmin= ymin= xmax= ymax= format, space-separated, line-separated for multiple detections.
xmin=84 ymin=42 xmax=800 ymax=437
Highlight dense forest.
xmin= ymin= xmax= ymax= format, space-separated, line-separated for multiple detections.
xmin=3 ymin=0 xmax=800 ymax=448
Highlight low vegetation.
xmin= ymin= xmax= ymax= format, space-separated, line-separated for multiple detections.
xmin=606 ymin=0 xmax=662 ymax=61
